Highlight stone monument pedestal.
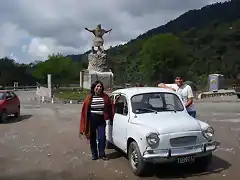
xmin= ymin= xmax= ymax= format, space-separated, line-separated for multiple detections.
xmin=79 ymin=50 xmax=114 ymax=90
xmin=81 ymin=70 xmax=114 ymax=90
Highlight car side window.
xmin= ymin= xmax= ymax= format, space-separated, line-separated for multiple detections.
xmin=0 ymin=92 xmax=5 ymax=100
xmin=10 ymin=92 xmax=16 ymax=99
xmin=6 ymin=92 xmax=12 ymax=99
xmin=115 ymin=95 xmax=128 ymax=116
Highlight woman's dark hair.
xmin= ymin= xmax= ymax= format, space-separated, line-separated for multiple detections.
xmin=90 ymin=80 xmax=104 ymax=94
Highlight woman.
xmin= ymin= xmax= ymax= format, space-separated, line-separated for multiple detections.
xmin=79 ymin=80 xmax=113 ymax=160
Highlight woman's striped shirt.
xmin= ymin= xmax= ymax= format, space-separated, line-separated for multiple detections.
xmin=90 ymin=95 xmax=104 ymax=115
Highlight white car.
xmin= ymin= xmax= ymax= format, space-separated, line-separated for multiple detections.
xmin=105 ymin=87 xmax=217 ymax=176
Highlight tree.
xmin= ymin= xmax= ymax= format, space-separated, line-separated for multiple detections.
xmin=0 ymin=57 xmax=36 ymax=85
xmin=139 ymin=33 xmax=188 ymax=83
xmin=32 ymin=53 xmax=81 ymax=85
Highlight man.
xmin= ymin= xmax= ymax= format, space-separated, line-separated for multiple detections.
xmin=158 ymin=75 xmax=196 ymax=118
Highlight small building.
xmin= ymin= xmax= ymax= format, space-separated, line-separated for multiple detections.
xmin=208 ymin=74 xmax=225 ymax=92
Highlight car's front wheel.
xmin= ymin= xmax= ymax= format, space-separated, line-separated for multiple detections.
xmin=195 ymin=153 xmax=212 ymax=170
xmin=128 ymin=141 xmax=150 ymax=176
xmin=14 ymin=106 xmax=20 ymax=118
xmin=0 ymin=110 xmax=7 ymax=123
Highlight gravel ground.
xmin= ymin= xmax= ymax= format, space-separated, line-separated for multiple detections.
xmin=0 ymin=91 xmax=239 ymax=180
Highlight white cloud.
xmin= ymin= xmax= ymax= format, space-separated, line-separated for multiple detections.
xmin=27 ymin=38 xmax=52 ymax=60
xmin=0 ymin=0 xmax=228 ymax=63
xmin=27 ymin=37 xmax=83 ymax=60
xmin=21 ymin=45 xmax=28 ymax=53
xmin=0 ymin=22 xmax=28 ymax=57
xmin=9 ymin=52 xmax=18 ymax=62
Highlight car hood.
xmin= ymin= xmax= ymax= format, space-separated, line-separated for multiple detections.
xmin=131 ymin=112 xmax=201 ymax=134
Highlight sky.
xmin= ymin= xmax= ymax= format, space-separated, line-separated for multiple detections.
xmin=0 ymin=0 xmax=228 ymax=64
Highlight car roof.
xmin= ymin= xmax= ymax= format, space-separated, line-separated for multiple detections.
xmin=0 ymin=90 xmax=14 ymax=93
xmin=111 ymin=87 xmax=177 ymax=98
xmin=0 ymin=90 xmax=8 ymax=93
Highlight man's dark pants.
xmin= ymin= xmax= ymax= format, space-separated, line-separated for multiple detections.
xmin=188 ymin=111 xmax=196 ymax=118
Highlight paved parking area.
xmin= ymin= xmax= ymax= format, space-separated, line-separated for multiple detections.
xmin=0 ymin=91 xmax=239 ymax=180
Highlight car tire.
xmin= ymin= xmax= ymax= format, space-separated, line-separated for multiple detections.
xmin=128 ymin=141 xmax=150 ymax=176
xmin=0 ymin=110 xmax=7 ymax=123
xmin=195 ymin=153 xmax=212 ymax=170
xmin=14 ymin=107 xmax=20 ymax=118
xmin=237 ymin=94 xmax=240 ymax=99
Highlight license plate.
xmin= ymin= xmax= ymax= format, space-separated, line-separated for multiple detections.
xmin=177 ymin=155 xmax=195 ymax=164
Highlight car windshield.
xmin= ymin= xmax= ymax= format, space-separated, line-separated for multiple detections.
xmin=131 ymin=92 xmax=184 ymax=114
xmin=0 ymin=92 xmax=5 ymax=100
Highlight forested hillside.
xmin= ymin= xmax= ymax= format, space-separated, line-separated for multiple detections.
xmin=0 ymin=0 xmax=239 ymax=87
xmin=107 ymin=0 xmax=240 ymax=85
xmin=68 ymin=0 xmax=240 ymax=86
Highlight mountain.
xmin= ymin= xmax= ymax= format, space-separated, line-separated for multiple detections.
xmin=66 ymin=50 xmax=90 ymax=62
xmin=69 ymin=0 xmax=240 ymax=86
xmin=136 ymin=0 xmax=240 ymax=40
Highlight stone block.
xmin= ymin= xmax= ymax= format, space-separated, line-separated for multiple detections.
xmin=83 ymin=70 xmax=114 ymax=90
xmin=88 ymin=52 xmax=110 ymax=72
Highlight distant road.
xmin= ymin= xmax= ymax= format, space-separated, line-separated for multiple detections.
xmin=14 ymin=90 xmax=37 ymax=103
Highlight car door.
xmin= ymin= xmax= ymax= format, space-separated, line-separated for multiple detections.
xmin=9 ymin=91 xmax=19 ymax=113
xmin=105 ymin=94 xmax=115 ymax=143
xmin=112 ymin=94 xmax=129 ymax=151
xmin=5 ymin=91 xmax=14 ymax=113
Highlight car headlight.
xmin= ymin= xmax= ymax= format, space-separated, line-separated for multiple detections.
xmin=146 ymin=133 xmax=160 ymax=148
xmin=203 ymin=127 xmax=214 ymax=141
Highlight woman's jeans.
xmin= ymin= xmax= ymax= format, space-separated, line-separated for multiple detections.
xmin=89 ymin=113 xmax=106 ymax=158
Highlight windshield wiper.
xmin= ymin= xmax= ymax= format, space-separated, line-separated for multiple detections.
xmin=135 ymin=108 xmax=158 ymax=114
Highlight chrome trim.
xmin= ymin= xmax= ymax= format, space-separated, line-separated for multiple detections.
xmin=143 ymin=142 xmax=217 ymax=159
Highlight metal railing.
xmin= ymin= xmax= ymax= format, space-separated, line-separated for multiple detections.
xmin=1 ymin=86 xmax=37 ymax=91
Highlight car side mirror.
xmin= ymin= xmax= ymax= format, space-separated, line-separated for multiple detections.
xmin=7 ymin=97 xmax=12 ymax=101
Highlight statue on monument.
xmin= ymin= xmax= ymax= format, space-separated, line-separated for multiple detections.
xmin=84 ymin=24 xmax=112 ymax=72
xmin=85 ymin=24 xmax=112 ymax=54
xmin=81 ymin=24 xmax=114 ymax=90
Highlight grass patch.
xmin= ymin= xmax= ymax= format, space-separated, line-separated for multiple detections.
xmin=54 ymin=88 xmax=89 ymax=100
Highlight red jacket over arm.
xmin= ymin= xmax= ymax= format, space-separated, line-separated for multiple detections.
xmin=79 ymin=92 xmax=113 ymax=139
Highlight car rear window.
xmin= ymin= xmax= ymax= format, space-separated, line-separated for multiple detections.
xmin=0 ymin=92 xmax=5 ymax=100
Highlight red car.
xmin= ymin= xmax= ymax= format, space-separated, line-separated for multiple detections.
xmin=0 ymin=90 xmax=20 ymax=122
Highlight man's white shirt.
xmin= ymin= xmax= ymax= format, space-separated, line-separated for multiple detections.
xmin=166 ymin=83 xmax=196 ymax=112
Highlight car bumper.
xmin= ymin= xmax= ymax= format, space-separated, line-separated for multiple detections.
xmin=142 ymin=141 xmax=217 ymax=163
